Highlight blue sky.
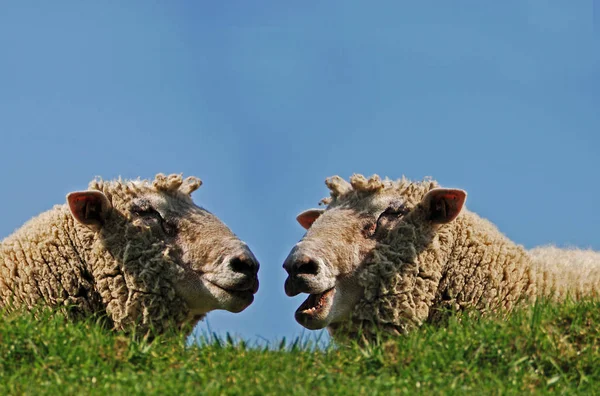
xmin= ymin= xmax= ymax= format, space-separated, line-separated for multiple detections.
xmin=1 ymin=1 xmax=598 ymax=344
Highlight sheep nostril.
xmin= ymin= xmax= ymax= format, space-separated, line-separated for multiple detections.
xmin=296 ymin=259 xmax=319 ymax=276
xmin=229 ymin=256 xmax=259 ymax=276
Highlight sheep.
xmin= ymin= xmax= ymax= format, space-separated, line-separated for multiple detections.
xmin=283 ymin=174 xmax=600 ymax=340
xmin=0 ymin=173 xmax=259 ymax=335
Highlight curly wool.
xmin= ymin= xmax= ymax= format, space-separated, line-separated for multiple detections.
xmin=325 ymin=175 xmax=600 ymax=339
xmin=322 ymin=174 xmax=438 ymax=206
xmin=0 ymin=174 xmax=203 ymax=334
xmin=90 ymin=173 xmax=202 ymax=201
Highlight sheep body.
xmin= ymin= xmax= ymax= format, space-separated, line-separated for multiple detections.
xmin=285 ymin=174 xmax=600 ymax=339
xmin=0 ymin=174 xmax=259 ymax=335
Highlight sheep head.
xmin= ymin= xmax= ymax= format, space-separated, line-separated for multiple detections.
xmin=283 ymin=174 xmax=466 ymax=334
xmin=66 ymin=173 xmax=259 ymax=333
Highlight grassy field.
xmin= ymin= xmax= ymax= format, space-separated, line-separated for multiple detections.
xmin=1 ymin=300 xmax=599 ymax=395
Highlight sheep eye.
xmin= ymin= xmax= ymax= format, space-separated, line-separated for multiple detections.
xmin=132 ymin=205 xmax=160 ymax=217
xmin=373 ymin=203 xmax=408 ymax=234
xmin=131 ymin=203 xmax=164 ymax=223
xmin=131 ymin=204 xmax=177 ymax=236
xmin=381 ymin=203 xmax=409 ymax=217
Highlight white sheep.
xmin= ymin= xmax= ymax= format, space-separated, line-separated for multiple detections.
xmin=0 ymin=173 xmax=259 ymax=335
xmin=283 ymin=174 xmax=600 ymax=340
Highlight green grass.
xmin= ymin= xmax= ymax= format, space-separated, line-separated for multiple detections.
xmin=1 ymin=300 xmax=599 ymax=395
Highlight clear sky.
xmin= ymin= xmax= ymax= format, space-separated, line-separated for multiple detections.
xmin=1 ymin=1 xmax=598 ymax=344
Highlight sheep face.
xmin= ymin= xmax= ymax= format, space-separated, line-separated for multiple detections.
xmin=283 ymin=175 xmax=465 ymax=332
xmin=67 ymin=174 xmax=259 ymax=330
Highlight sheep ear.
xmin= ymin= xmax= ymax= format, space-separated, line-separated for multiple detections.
xmin=67 ymin=191 xmax=112 ymax=231
xmin=422 ymin=188 xmax=466 ymax=224
xmin=296 ymin=209 xmax=324 ymax=230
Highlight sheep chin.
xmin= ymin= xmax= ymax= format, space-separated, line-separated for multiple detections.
xmin=177 ymin=275 xmax=255 ymax=316
xmin=202 ymin=280 xmax=255 ymax=313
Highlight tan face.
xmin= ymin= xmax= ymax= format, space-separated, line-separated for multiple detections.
xmin=67 ymin=184 xmax=260 ymax=321
xmin=131 ymin=191 xmax=260 ymax=316
xmin=283 ymin=186 xmax=465 ymax=330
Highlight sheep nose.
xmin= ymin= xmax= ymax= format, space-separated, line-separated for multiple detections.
xmin=284 ymin=254 xmax=322 ymax=297
xmin=283 ymin=254 xmax=320 ymax=277
xmin=228 ymin=254 xmax=260 ymax=276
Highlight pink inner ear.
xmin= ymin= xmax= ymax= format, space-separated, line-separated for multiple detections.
xmin=68 ymin=193 xmax=93 ymax=214
xmin=296 ymin=210 xmax=323 ymax=230
xmin=68 ymin=194 xmax=87 ymax=215
xmin=67 ymin=191 xmax=110 ymax=228
xmin=427 ymin=188 xmax=467 ymax=224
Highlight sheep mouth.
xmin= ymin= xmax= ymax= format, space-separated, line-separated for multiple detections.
xmin=223 ymin=288 xmax=255 ymax=300
xmin=209 ymin=281 xmax=256 ymax=300
xmin=205 ymin=280 xmax=257 ymax=312
xmin=295 ymin=288 xmax=335 ymax=329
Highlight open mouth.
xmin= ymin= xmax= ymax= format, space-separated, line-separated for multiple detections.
xmin=294 ymin=288 xmax=335 ymax=326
